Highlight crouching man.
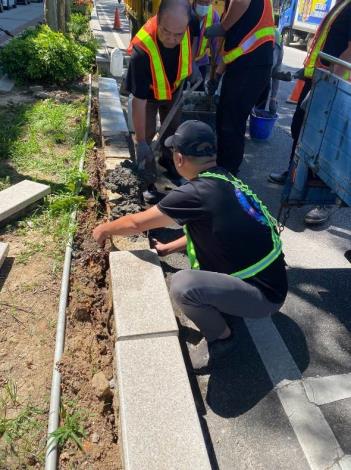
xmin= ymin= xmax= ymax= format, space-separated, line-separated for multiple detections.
xmin=93 ymin=121 xmax=288 ymax=372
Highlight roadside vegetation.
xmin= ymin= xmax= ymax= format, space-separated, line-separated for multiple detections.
xmin=0 ymin=91 xmax=92 ymax=466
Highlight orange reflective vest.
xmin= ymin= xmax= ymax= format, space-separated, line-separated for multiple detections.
xmin=222 ymin=0 xmax=275 ymax=65
xmin=304 ymin=0 xmax=351 ymax=78
xmin=195 ymin=5 xmax=214 ymax=60
xmin=128 ymin=16 xmax=192 ymax=100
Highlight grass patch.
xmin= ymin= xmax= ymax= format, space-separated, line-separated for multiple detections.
xmin=0 ymin=380 xmax=47 ymax=467
xmin=0 ymin=95 xmax=91 ymax=264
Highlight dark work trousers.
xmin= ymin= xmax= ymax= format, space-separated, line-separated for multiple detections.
xmin=288 ymin=78 xmax=312 ymax=167
xmin=144 ymin=96 xmax=182 ymax=184
xmin=170 ymin=270 xmax=284 ymax=342
xmin=216 ymin=64 xmax=272 ymax=175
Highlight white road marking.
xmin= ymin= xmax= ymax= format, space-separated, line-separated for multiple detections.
xmin=245 ymin=317 xmax=347 ymax=470
xmin=303 ymin=374 xmax=351 ymax=406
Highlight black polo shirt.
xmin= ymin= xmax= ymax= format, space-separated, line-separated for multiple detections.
xmin=223 ymin=0 xmax=273 ymax=70
xmin=158 ymin=167 xmax=288 ymax=303
xmin=126 ymin=15 xmax=200 ymax=100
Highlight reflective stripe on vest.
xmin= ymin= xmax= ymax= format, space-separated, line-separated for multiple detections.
xmin=196 ymin=6 xmax=214 ymax=61
xmin=304 ymin=0 xmax=351 ymax=78
xmin=128 ymin=16 xmax=192 ymax=100
xmin=183 ymin=172 xmax=282 ymax=279
xmin=222 ymin=0 xmax=275 ymax=65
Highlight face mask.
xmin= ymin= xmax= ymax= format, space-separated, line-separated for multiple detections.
xmin=195 ymin=4 xmax=209 ymax=17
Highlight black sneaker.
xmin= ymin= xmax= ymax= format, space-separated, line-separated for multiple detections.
xmin=268 ymin=171 xmax=288 ymax=185
xmin=188 ymin=333 xmax=234 ymax=374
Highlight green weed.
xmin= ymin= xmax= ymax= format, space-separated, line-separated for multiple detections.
xmin=0 ymin=380 xmax=46 ymax=467
xmin=49 ymin=401 xmax=88 ymax=451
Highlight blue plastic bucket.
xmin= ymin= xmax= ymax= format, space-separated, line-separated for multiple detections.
xmin=249 ymin=109 xmax=278 ymax=140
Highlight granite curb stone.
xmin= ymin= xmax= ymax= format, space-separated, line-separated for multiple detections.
xmin=116 ymin=335 xmax=211 ymax=470
xmin=110 ymin=250 xmax=178 ymax=340
xmin=0 ymin=180 xmax=50 ymax=223
xmin=0 ymin=242 xmax=9 ymax=270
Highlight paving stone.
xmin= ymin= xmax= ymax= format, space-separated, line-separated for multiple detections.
xmin=100 ymin=111 xmax=128 ymax=137
xmin=104 ymin=145 xmax=130 ymax=160
xmin=110 ymin=250 xmax=178 ymax=340
xmin=0 ymin=242 xmax=9 ymax=270
xmin=0 ymin=180 xmax=50 ymax=223
xmin=0 ymin=75 xmax=15 ymax=93
xmin=116 ymin=335 xmax=211 ymax=470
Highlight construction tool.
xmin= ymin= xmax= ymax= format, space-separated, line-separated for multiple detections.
xmin=151 ymin=79 xmax=203 ymax=152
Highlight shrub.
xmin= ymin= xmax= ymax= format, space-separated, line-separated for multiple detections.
xmin=0 ymin=25 xmax=95 ymax=84
xmin=68 ymin=12 xmax=89 ymax=40
xmin=71 ymin=0 xmax=93 ymax=16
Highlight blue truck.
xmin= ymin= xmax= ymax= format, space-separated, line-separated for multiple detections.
xmin=280 ymin=52 xmax=351 ymax=219
xmin=279 ymin=0 xmax=336 ymax=48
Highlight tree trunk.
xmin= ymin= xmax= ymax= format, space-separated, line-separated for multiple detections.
xmin=65 ymin=0 xmax=71 ymax=25
xmin=45 ymin=0 xmax=58 ymax=31
xmin=57 ymin=0 xmax=66 ymax=33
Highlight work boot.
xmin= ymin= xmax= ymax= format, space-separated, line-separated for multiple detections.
xmin=188 ymin=333 xmax=234 ymax=374
xmin=268 ymin=171 xmax=288 ymax=185
xmin=142 ymin=184 xmax=164 ymax=205
xmin=304 ymin=206 xmax=330 ymax=226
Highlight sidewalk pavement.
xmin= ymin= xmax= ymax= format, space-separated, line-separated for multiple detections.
xmin=0 ymin=2 xmax=43 ymax=45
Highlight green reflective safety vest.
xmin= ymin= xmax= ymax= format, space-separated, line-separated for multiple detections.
xmin=183 ymin=172 xmax=283 ymax=279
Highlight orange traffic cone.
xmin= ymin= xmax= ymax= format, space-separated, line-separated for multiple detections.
xmin=113 ymin=7 xmax=121 ymax=30
xmin=286 ymin=79 xmax=305 ymax=104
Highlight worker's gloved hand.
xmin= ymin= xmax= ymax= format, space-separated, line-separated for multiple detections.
xmin=204 ymin=23 xmax=226 ymax=38
xmin=190 ymin=61 xmax=203 ymax=85
xmin=135 ymin=141 xmax=154 ymax=170
xmin=206 ymin=74 xmax=221 ymax=96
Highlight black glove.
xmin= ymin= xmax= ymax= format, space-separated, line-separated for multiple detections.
xmin=206 ymin=75 xmax=221 ymax=96
xmin=135 ymin=141 xmax=154 ymax=170
xmin=204 ymin=23 xmax=226 ymax=38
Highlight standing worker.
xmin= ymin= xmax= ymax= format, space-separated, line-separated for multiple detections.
xmin=192 ymin=0 xmax=221 ymax=90
xmin=269 ymin=0 xmax=351 ymax=225
xmin=125 ymin=0 xmax=201 ymax=203
xmin=204 ymin=0 xmax=275 ymax=175
xmin=93 ymin=121 xmax=288 ymax=371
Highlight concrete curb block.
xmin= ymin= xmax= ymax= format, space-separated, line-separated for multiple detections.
xmin=111 ymin=250 xmax=211 ymax=469
xmin=91 ymin=7 xmax=110 ymax=74
xmin=0 ymin=180 xmax=50 ymax=224
xmin=0 ymin=242 xmax=9 ymax=270
xmin=110 ymin=250 xmax=178 ymax=340
xmin=116 ymin=336 xmax=211 ymax=470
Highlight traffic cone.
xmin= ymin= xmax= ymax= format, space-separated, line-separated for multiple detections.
xmin=286 ymin=79 xmax=304 ymax=104
xmin=113 ymin=7 xmax=121 ymax=30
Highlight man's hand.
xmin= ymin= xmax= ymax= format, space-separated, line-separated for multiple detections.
xmin=135 ymin=141 xmax=154 ymax=170
xmin=150 ymin=238 xmax=169 ymax=256
xmin=190 ymin=61 xmax=203 ymax=85
xmin=93 ymin=223 xmax=110 ymax=247
xmin=205 ymin=23 xmax=226 ymax=38
xmin=206 ymin=74 xmax=221 ymax=96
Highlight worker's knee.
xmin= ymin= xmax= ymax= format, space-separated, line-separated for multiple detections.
xmin=170 ymin=270 xmax=197 ymax=306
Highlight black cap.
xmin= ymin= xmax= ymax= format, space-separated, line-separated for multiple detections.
xmin=164 ymin=120 xmax=216 ymax=157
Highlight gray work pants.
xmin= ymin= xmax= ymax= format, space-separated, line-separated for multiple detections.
xmin=170 ymin=270 xmax=284 ymax=342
